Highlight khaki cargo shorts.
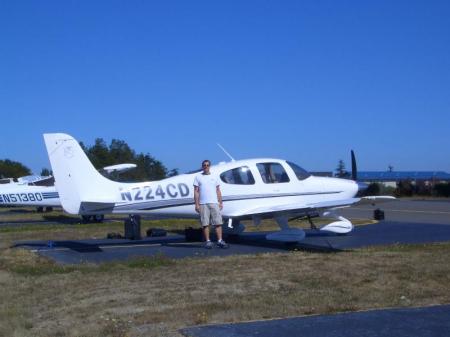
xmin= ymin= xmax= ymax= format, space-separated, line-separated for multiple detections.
xmin=199 ymin=203 xmax=223 ymax=227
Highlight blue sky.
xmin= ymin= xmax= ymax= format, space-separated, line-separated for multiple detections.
xmin=1 ymin=0 xmax=449 ymax=175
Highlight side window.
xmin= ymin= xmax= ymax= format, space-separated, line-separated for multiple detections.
xmin=256 ymin=163 xmax=290 ymax=183
xmin=286 ymin=161 xmax=311 ymax=181
xmin=220 ymin=166 xmax=255 ymax=185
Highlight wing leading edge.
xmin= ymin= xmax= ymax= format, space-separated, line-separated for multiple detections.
xmin=225 ymin=196 xmax=395 ymax=218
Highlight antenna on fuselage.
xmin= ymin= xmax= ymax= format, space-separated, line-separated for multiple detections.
xmin=217 ymin=143 xmax=235 ymax=162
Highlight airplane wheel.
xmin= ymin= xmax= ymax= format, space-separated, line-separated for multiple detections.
xmin=81 ymin=215 xmax=92 ymax=223
xmin=36 ymin=207 xmax=44 ymax=213
xmin=45 ymin=207 xmax=53 ymax=212
xmin=93 ymin=214 xmax=104 ymax=223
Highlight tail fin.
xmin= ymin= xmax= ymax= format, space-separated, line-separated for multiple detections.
xmin=43 ymin=133 xmax=119 ymax=214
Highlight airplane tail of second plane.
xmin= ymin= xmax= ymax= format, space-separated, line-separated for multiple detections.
xmin=43 ymin=133 xmax=120 ymax=214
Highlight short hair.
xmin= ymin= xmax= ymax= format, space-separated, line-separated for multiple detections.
xmin=202 ymin=159 xmax=211 ymax=166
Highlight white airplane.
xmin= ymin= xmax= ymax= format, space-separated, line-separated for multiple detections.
xmin=0 ymin=179 xmax=61 ymax=210
xmin=0 ymin=163 xmax=136 ymax=222
xmin=43 ymin=133 xmax=394 ymax=242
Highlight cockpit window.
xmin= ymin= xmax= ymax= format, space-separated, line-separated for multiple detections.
xmin=286 ymin=161 xmax=311 ymax=180
xmin=256 ymin=163 xmax=290 ymax=183
xmin=220 ymin=166 xmax=255 ymax=185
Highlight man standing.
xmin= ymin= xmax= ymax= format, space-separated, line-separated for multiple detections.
xmin=194 ymin=159 xmax=228 ymax=249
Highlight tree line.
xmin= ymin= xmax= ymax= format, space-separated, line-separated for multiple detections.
xmin=0 ymin=159 xmax=31 ymax=179
xmin=80 ymin=138 xmax=178 ymax=181
xmin=336 ymin=159 xmax=450 ymax=198
xmin=364 ymin=181 xmax=450 ymax=198
xmin=0 ymin=138 xmax=178 ymax=182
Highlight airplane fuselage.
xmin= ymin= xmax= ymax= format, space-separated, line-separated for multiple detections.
xmin=82 ymin=158 xmax=358 ymax=219
xmin=0 ymin=184 xmax=60 ymax=207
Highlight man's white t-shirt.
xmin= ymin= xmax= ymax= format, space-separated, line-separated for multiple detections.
xmin=193 ymin=173 xmax=220 ymax=204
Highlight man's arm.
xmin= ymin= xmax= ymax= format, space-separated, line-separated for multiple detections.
xmin=216 ymin=185 xmax=223 ymax=210
xmin=194 ymin=186 xmax=200 ymax=213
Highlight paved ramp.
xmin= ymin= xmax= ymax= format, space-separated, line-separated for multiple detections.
xmin=181 ymin=304 xmax=450 ymax=337
xmin=13 ymin=221 xmax=450 ymax=265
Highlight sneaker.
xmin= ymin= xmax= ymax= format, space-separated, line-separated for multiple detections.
xmin=204 ymin=241 xmax=213 ymax=249
xmin=217 ymin=240 xmax=229 ymax=249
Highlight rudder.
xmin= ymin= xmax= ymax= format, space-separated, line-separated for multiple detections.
xmin=43 ymin=133 xmax=119 ymax=214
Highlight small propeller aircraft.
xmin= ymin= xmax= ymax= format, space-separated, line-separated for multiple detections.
xmin=0 ymin=176 xmax=61 ymax=212
xmin=0 ymin=162 xmax=136 ymax=222
xmin=43 ymin=133 xmax=394 ymax=242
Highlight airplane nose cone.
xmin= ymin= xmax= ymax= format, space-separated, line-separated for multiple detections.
xmin=357 ymin=181 xmax=368 ymax=193
xmin=342 ymin=179 xmax=360 ymax=197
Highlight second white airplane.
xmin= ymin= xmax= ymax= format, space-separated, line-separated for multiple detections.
xmin=43 ymin=133 xmax=394 ymax=242
xmin=0 ymin=163 xmax=137 ymax=222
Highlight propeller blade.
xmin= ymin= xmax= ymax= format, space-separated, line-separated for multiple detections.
xmin=351 ymin=150 xmax=357 ymax=181
xmin=351 ymin=150 xmax=368 ymax=192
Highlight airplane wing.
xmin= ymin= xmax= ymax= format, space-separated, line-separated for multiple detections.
xmin=223 ymin=204 xmax=309 ymax=218
xmin=224 ymin=196 xmax=395 ymax=218
xmin=309 ymin=196 xmax=396 ymax=210
xmin=356 ymin=196 xmax=396 ymax=205
xmin=223 ymin=200 xmax=352 ymax=218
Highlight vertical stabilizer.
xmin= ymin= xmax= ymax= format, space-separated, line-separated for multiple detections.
xmin=43 ymin=133 xmax=119 ymax=214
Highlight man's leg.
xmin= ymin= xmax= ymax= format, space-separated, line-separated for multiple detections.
xmin=210 ymin=204 xmax=228 ymax=248
xmin=210 ymin=204 xmax=223 ymax=239
xmin=215 ymin=224 xmax=228 ymax=248
xmin=200 ymin=204 xmax=213 ymax=248
xmin=203 ymin=225 xmax=213 ymax=249
xmin=215 ymin=224 xmax=223 ymax=242
xmin=203 ymin=225 xmax=210 ymax=241
xmin=200 ymin=204 xmax=211 ymax=239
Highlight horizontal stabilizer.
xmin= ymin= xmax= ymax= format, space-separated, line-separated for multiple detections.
xmin=266 ymin=228 xmax=306 ymax=242
xmin=79 ymin=201 xmax=116 ymax=214
xmin=102 ymin=163 xmax=137 ymax=174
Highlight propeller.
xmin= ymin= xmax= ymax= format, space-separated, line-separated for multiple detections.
xmin=351 ymin=150 xmax=368 ymax=193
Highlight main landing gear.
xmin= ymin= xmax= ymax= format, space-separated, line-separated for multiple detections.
xmin=36 ymin=206 xmax=54 ymax=213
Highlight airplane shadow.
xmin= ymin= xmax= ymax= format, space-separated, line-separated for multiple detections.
xmin=42 ymin=215 xmax=80 ymax=224
xmin=170 ymin=228 xmax=344 ymax=253
xmin=163 ymin=243 xmax=205 ymax=249
xmin=13 ymin=241 xmax=103 ymax=252
xmin=228 ymin=233 xmax=343 ymax=253
xmin=13 ymin=236 xmax=186 ymax=253
xmin=13 ymin=231 xmax=345 ymax=255
xmin=1 ymin=208 xmax=36 ymax=214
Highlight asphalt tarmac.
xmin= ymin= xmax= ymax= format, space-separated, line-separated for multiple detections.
xmin=340 ymin=199 xmax=450 ymax=225
xmin=181 ymin=304 xmax=450 ymax=337
xmin=14 ymin=234 xmax=289 ymax=264
xmin=13 ymin=220 xmax=450 ymax=264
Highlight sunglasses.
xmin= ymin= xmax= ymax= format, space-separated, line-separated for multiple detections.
xmin=202 ymin=163 xmax=210 ymax=167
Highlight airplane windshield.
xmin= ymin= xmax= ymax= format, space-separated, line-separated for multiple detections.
xmin=286 ymin=161 xmax=311 ymax=181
